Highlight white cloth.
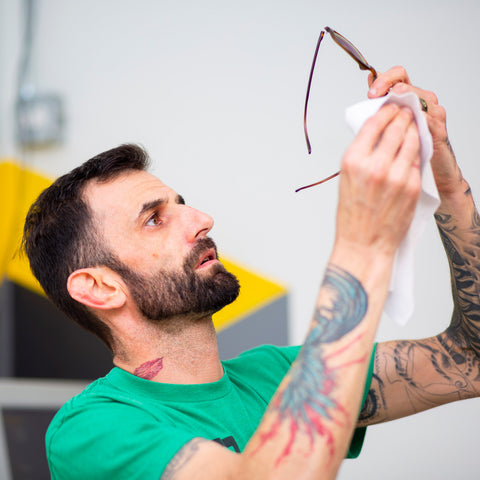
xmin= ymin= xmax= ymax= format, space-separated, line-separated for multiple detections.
xmin=345 ymin=92 xmax=440 ymax=325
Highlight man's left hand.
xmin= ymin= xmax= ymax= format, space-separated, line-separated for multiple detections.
xmin=367 ymin=66 xmax=461 ymax=197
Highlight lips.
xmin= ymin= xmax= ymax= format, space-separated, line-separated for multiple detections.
xmin=195 ymin=248 xmax=218 ymax=270
xmin=186 ymin=237 xmax=220 ymax=272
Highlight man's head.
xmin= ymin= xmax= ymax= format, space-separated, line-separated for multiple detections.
xmin=22 ymin=144 xmax=239 ymax=352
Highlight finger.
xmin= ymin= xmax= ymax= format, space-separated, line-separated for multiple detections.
xmin=380 ymin=122 xmax=421 ymax=238
xmin=387 ymin=84 xmax=447 ymax=145
xmin=368 ymin=66 xmax=411 ymax=98
xmin=390 ymin=82 xmax=439 ymax=108
xmin=349 ymin=103 xmax=401 ymax=155
xmin=373 ymin=107 xmax=415 ymax=163
xmin=395 ymin=122 xmax=422 ymax=213
xmin=389 ymin=121 xmax=421 ymax=181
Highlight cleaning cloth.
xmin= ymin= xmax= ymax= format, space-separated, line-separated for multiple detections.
xmin=345 ymin=92 xmax=440 ymax=325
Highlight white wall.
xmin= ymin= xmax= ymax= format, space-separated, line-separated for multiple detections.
xmin=2 ymin=0 xmax=480 ymax=477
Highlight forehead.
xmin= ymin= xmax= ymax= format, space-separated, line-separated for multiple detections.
xmin=84 ymin=169 xmax=176 ymax=219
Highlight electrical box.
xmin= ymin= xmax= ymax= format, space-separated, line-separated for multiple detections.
xmin=16 ymin=93 xmax=64 ymax=148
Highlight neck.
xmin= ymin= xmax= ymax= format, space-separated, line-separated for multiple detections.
xmin=112 ymin=315 xmax=223 ymax=384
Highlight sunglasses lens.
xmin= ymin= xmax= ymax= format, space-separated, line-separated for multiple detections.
xmin=327 ymin=28 xmax=370 ymax=70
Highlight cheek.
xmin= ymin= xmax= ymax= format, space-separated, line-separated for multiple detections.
xmin=145 ymin=245 xmax=186 ymax=271
xmin=119 ymin=236 xmax=188 ymax=272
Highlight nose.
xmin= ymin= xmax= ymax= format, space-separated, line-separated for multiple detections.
xmin=184 ymin=205 xmax=214 ymax=241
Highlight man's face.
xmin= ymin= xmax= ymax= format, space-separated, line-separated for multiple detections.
xmin=84 ymin=169 xmax=239 ymax=321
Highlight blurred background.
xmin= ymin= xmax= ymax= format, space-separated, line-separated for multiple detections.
xmin=1 ymin=0 xmax=479 ymax=478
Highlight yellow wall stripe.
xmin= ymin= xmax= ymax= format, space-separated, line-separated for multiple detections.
xmin=213 ymin=258 xmax=286 ymax=332
xmin=1 ymin=160 xmax=49 ymax=293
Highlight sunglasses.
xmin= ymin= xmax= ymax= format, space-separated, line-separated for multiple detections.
xmin=296 ymin=27 xmax=377 ymax=193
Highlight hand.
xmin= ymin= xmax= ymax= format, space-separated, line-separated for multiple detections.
xmin=367 ymin=66 xmax=460 ymax=197
xmin=335 ymin=103 xmax=421 ymax=259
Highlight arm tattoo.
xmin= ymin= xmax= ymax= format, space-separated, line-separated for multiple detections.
xmin=358 ymin=208 xmax=480 ymax=426
xmin=358 ymin=337 xmax=480 ymax=426
xmin=445 ymin=136 xmax=456 ymax=159
xmin=254 ymin=264 xmax=368 ymax=465
xmin=436 ymin=210 xmax=480 ymax=356
xmin=161 ymin=438 xmax=206 ymax=480
xmin=358 ymin=371 xmax=384 ymax=424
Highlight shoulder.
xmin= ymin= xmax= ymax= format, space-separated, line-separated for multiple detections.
xmin=221 ymin=344 xmax=300 ymax=396
xmin=240 ymin=344 xmax=300 ymax=362
xmin=47 ymin=369 xmax=140 ymax=427
xmin=46 ymin=369 xmax=191 ymax=480
xmin=223 ymin=344 xmax=300 ymax=370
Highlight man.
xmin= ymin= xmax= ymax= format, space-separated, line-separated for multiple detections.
xmin=23 ymin=67 xmax=480 ymax=479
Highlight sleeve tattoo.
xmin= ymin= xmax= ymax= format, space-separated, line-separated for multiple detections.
xmin=161 ymin=438 xmax=207 ymax=480
xmin=358 ymin=208 xmax=480 ymax=426
xmin=253 ymin=264 xmax=369 ymax=464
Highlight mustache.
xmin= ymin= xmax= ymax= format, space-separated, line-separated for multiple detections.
xmin=184 ymin=237 xmax=219 ymax=271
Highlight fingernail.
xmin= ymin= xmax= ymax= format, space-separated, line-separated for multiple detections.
xmin=368 ymin=86 xmax=377 ymax=96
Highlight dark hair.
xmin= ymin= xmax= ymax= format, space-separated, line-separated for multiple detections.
xmin=22 ymin=143 xmax=151 ymax=351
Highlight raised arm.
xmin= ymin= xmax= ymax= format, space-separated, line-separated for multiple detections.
xmin=162 ymin=104 xmax=422 ymax=479
xmin=358 ymin=67 xmax=480 ymax=426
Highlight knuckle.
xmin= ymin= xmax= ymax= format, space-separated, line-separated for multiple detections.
xmin=342 ymin=148 xmax=362 ymax=172
xmin=387 ymin=175 xmax=405 ymax=194
xmin=341 ymin=150 xmax=355 ymax=170
xmin=436 ymin=104 xmax=447 ymax=122
xmin=424 ymin=90 xmax=439 ymax=105
xmin=392 ymin=65 xmax=408 ymax=79
xmin=405 ymin=176 xmax=421 ymax=199
xmin=406 ymin=129 xmax=421 ymax=151
xmin=369 ymin=163 xmax=389 ymax=185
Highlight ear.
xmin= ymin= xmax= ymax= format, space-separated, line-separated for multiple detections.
xmin=67 ymin=267 xmax=127 ymax=310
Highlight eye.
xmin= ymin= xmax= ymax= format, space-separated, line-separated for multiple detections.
xmin=146 ymin=213 xmax=163 ymax=226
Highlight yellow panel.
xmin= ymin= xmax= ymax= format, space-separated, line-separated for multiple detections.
xmin=0 ymin=160 xmax=50 ymax=294
xmin=212 ymin=258 xmax=286 ymax=332
xmin=1 ymin=160 xmax=287 ymax=327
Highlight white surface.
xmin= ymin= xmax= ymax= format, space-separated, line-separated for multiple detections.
xmin=1 ymin=0 xmax=480 ymax=477
xmin=0 ymin=378 xmax=87 ymax=406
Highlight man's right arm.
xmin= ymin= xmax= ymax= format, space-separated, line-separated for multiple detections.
xmin=161 ymin=104 xmax=421 ymax=480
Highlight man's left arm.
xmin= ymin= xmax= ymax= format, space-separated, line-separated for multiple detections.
xmin=358 ymin=67 xmax=480 ymax=426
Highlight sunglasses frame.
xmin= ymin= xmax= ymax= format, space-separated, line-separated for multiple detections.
xmin=298 ymin=27 xmax=377 ymax=193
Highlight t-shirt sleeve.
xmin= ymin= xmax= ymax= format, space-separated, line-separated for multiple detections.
xmin=46 ymin=398 xmax=194 ymax=480
xmin=346 ymin=342 xmax=377 ymax=458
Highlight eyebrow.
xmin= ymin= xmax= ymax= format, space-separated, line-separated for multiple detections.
xmin=137 ymin=194 xmax=185 ymax=219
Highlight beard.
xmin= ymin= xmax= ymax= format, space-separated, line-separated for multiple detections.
xmin=109 ymin=237 xmax=240 ymax=322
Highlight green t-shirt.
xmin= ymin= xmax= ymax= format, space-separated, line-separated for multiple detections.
xmin=46 ymin=344 xmax=375 ymax=479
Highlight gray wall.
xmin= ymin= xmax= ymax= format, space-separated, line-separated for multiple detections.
xmin=1 ymin=0 xmax=479 ymax=478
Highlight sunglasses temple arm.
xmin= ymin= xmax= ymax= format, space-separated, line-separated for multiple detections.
xmin=304 ymin=31 xmax=325 ymax=154
xmin=295 ymin=170 xmax=341 ymax=193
